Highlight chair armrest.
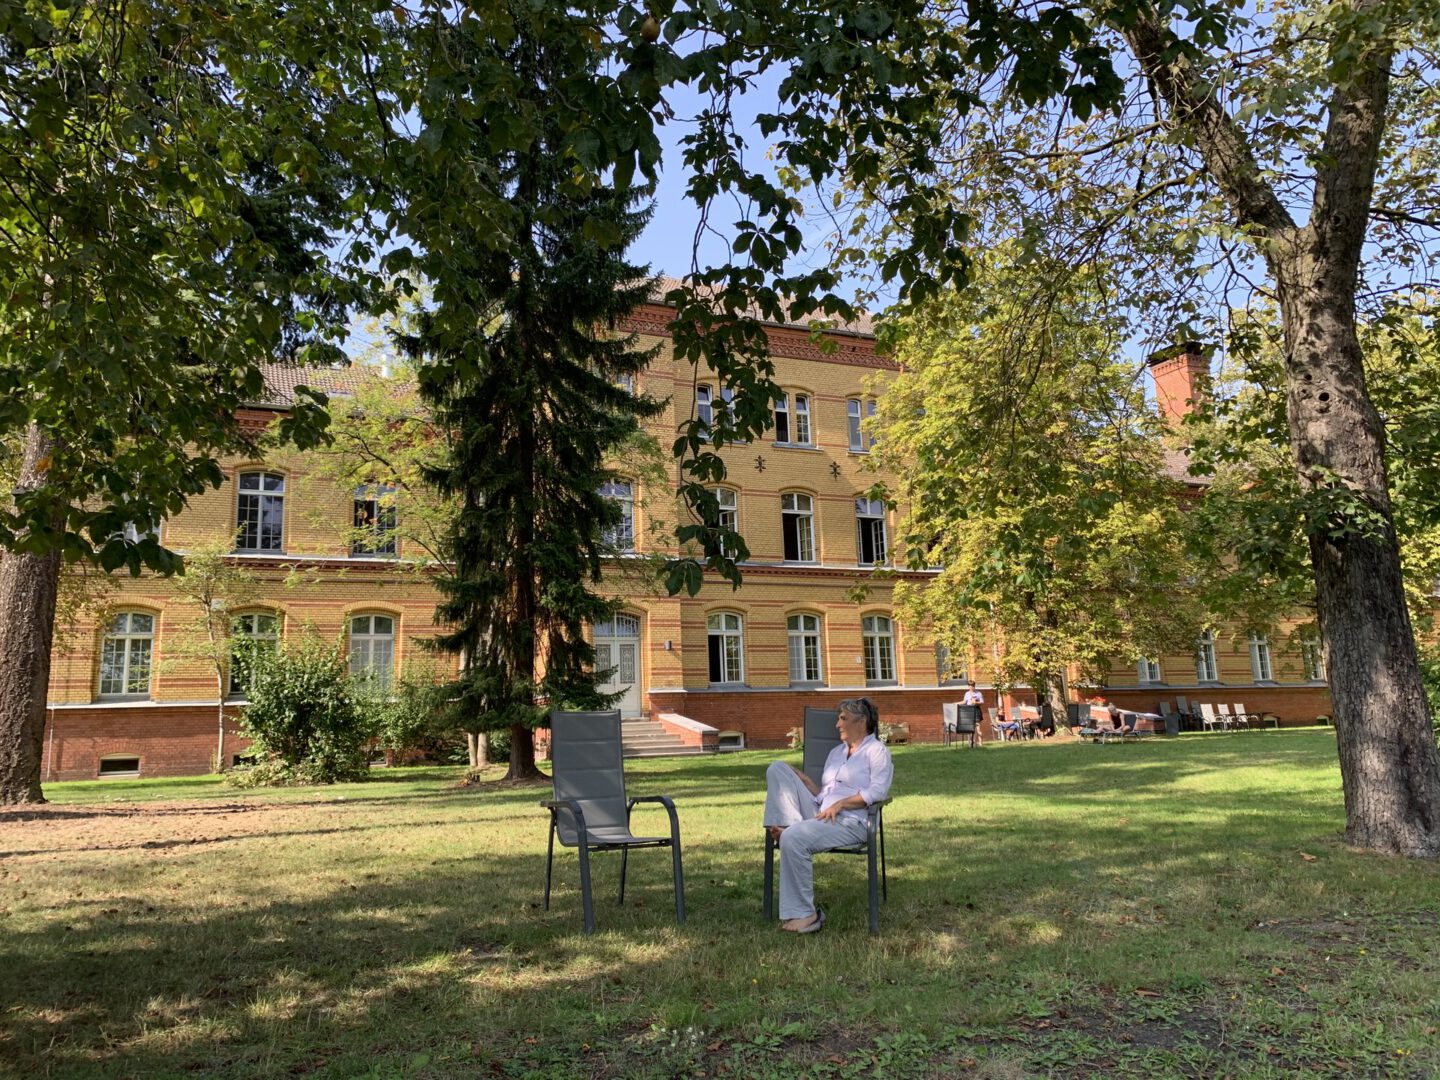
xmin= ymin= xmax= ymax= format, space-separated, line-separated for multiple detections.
xmin=627 ymin=794 xmax=682 ymax=841
xmin=541 ymin=798 xmax=590 ymax=845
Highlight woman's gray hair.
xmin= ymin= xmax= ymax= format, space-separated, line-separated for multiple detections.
xmin=838 ymin=697 xmax=880 ymax=736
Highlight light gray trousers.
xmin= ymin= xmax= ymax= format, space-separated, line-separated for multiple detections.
xmin=763 ymin=760 xmax=869 ymax=920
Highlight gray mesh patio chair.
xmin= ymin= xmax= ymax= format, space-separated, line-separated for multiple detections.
xmin=763 ymin=706 xmax=891 ymax=933
xmin=943 ymin=702 xmax=980 ymax=748
xmin=541 ymin=709 xmax=685 ymax=934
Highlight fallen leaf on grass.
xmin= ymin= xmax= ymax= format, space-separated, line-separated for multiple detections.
xmin=1299 ymin=852 xmax=1317 ymax=862
xmin=1134 ymin=988 xmax=1161 ymax=998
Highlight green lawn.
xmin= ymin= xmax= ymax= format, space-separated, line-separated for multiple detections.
xmin=4 ymin=730 xmax=1438 ymax=1079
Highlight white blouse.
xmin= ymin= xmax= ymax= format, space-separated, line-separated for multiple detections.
xmin=816 ymin=734 xmax=893 ymax=820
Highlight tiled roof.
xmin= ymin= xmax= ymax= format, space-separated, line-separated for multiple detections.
xmin=1162 ymin=446 xmax=1211 ymax=487
xmin=650 ymin=275 xmax=877 ymax=338
xmin=251 ymin=363 xmax=370 ymax=408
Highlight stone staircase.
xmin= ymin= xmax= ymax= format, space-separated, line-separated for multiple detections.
xmin=621 ymin=715 xmax=708 ymax=758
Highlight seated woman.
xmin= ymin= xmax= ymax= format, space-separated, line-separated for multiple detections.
xmin=762 ymin=698 xmax=893 ymax=934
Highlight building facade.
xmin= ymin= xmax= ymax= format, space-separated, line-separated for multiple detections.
xmin=40 ymin=308 xmax=1333 ymax=780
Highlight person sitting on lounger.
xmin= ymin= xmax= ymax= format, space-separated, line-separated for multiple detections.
xmin=763 ymin=698 xmax=893 ymax=934
xmin=1092 ymin=696 xmax=1122 ymax=730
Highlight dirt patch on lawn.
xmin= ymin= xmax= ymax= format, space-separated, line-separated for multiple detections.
xmin=0 ymin=799 xmax=334 ymax=861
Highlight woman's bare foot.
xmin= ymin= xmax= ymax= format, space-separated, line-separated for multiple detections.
xmin=781 ymin=912 xmax=823 ymax=932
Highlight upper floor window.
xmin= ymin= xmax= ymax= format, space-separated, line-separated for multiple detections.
xmin=707 ymin=612 xmax=745 ymax=684
xmin=229 ymin=612 xmax=280 ymax=698
xmin=352 ymin=484 xmax=398 ymax=557
xmin=1301 ymin=635 xmax=1326 ymax=681
xmin=715 ymin=487 xmax=739 ymax=556
xmin=236 ymin=471 xmax=285 ymax=552
xmin=99 ymin=612 xmax=154 ymax=698
xmin=1195 ymin=631 xmax=1218 ymax=682
xmin=1138 ymin=658 xmax=1162 ymax=683
xmin=349 ymin=614 xmax=395 ymax=690
xmin=862 ymin=614 xmax=897 ymax=685
xmin=600 ymin=480 xmax=636 ymax=552
xmin=855 ymin=497 xmax=887 ymax=566
xmin=847 ymin=398 xmax=876 ymax=452
xmin=697 ymin=384 xmax=737 ymax=441
xmin=773 ymin=392 xmax=813 ymax=446
xmin=1249 ymin=633 xmax=1273 ymax=682
xmin=780 ymin=492 xmax=816 ymax=563
xmin=936 ymin=643 xmax=967 ymax=684
xmin=615 ymin=372 xmax=635 ymax=395
xmin=787 ymin=613 xmax=823 ymax=684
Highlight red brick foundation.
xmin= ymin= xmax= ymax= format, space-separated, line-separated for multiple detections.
xmin=41 ymin=704 xmax=249 ymax=782
xmin=1102 ymin=686 xmax=1332 ymax=727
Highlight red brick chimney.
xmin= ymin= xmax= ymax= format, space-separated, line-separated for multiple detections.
xmin=1147 ymin=342 xmax=1211 ymax=423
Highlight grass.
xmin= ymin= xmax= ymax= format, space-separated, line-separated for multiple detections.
xmin=3 ymin=729 xmax=1439 ymax=1079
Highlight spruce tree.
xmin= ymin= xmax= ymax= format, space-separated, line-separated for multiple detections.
xmin=396 ymin=8 xmax=663 ymax=780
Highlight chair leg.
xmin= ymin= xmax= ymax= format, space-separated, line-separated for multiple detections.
xmin=867 ymin=834 xmax=880 ymax=934
xmin=577 ymin=842 xmax=595 ymax=934
xmin=879 ymin=815 xmax=888 ymax=902
xmin=618 ymin=847 xmax=629 ymax=906
xmin=543 ymin=818 xmax=556 ymax=911
xmin=671 ymin=840 xmax=686 ymax=926
xmin=763 ymin=831 xmax=776 ymax=920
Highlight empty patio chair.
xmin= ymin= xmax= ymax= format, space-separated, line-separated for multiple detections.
xmin=943 ymin=702 xmax=981 ymax=748
xmin=763 ymin=706 xmax=891 ymax=933
xmin=1213 ymin=703 xmax=1239 ymax=730
xmin=542 ymin=709 xmax=685 ymax=934
xmin=1234 ymin=703 xmax=1276 ymax=729
xmin=1197 ymin=703 xmax=1224 ymax=732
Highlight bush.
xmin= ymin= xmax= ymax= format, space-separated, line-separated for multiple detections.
xmin=229 ymin=638 xmax=370 ymax=785
xmin=358 ymin=665 xmax=449 ymax=758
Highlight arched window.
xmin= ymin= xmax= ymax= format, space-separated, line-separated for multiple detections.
xmin=861 ymin=614 xmax=896 ymax=686
xmin=847 ymin=398 xmax=876 ymax=452
xmin=1137 ymin=658 xmax=1162 ymax=683
xmin=236 ymin=471 xmax=285 ymax=552
xmin=599 ymin=480 xmax=636 ymax=552
xmin=780 ymin=492 xmax=815 ymax=563
xmin=1301 ymin=635 xmax=1326 ymax=681
xmin=352 ymin=484 xmax=398 ymax=556
xmin=350 ymin=614 xmax=396 ymax=690
xmin=787 ymin=613 xmax=823 ymax=685
xmin=706 ymin=612 xmax=745 ymax=684
xmin=1249 ymin=633 xmax=1273 ymax=681
xmin=99 ymin=612 xmax=155 ymax=698
xmin=229 ymin=612 xmax=280 ymax=698
xmin=714 ymin=487 xmax=739 ymax=556
xmin=773 ymin=392 xmax=812 ymax=446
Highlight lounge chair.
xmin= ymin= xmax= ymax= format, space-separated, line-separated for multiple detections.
xmin=542 ymin=709 xmax=686 ymax=934
xmin=1234 ymin=703 xmax=1276 ymax=729
xmin=942 ymin=702 xmax=981 ymax=748
xmin=1198 ymin=703 xmax=1224 ymax=732
xmin=763 ymin=706 xmax=891 ymax=933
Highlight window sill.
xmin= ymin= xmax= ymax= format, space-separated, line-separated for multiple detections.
xmin=233 ymin=549 xmax=287 ymax=557
xmin=96 ymin=694 xmax=151 ymax=704
xmin=782 ymin=559 xmax=819 ymax=566
xmin=707 ymin=682 xmax=748 ymax=690
xmin=788 ymin=681 xmax=827 ymax=690
xmin=865 ymin=680 xmax=899 ymax=688
xmin=771 ymin=442 xmax=819 ymax=451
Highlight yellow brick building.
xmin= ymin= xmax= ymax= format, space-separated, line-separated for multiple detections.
xmin=42 ymin=307 xmax=1331 ymax=779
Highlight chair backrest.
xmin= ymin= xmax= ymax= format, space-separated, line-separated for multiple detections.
xmin=1215 ymin=703 xmax=1233 ymax=719
xmin=802 ymin=707 xmax=841 ymax=785
xmin=1199 ymin=703 xmax=1218 ymax=722
xmin=1010 ymin=706 xmax=1024 ymax=721
xmin=1158 ymin=700 xmax=1174 ymax=716
xmin=956 ymin=704 xmax=981 ymax=733
xmin=549 ymin=710 xmax=629 ymax=845
xmin=1065 ymin=702 xmax=1086 ymax=726
xmin=1175 ymin=695 xmax=1190 ymax=713
xmin=1121 ymin=711 xmax=1138 ymax=731
xmin=1233 ymin=703 xmax=1248 ymax=715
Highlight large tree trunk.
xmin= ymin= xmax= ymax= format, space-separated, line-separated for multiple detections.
xmin=0 ymin=426 xmax=64 ymax=805
xmin=1127 ymin=6 xmax=1440 ymax=855
xmin=1278 ymin=269 xmax=1440 ymax=856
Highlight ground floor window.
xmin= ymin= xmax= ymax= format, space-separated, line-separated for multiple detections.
xmin=707 ymin=612 xmax=744 ymax=684
xmin=862 ymin=615 xmax=896 ymax=685
xmin=350 ymin=614 xmax=396 ymax=689
xmin=787 ymin=613 xmax=823 ymax=684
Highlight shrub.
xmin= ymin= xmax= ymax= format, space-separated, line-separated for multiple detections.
xmin=229 ymin=638 xmax=370 ymax=785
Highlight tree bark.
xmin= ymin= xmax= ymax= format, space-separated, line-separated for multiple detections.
xmin=0 ymin=426 xmax=64 ymax=805
xmin=1126 ymin=4 xmax=1440 ymax=855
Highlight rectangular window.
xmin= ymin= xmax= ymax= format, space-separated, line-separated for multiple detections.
xmin=350 ymin=614 xmax=396 ymax=690
xmin=99 ymin=613 xmax=154 ymax=698
xmin=697 ymin=385 xmax=713 ymax=436
xmin=848 ymin=399 xmax=876 ymax=452
xmin=862 ymin=615 xmax=896 ymax=685
xmin=773 ymin=393 xmax=790 ymax=443
xmin=937 ymin=643 xmax=967 ymax=684
xmin=793 ymin=394 xmax=811 ymax=445
xmin=237 ymin=472 xmax=285 ymax=552
xmin=1138 ymin=658 xmax=1162 ymax=683
xmin=600 ymin=481 xmax=636 ymax=552
xmin=1195 ymin=631 xmax=1218 ymax=682
xmin=856 ymin=497 xmax=887 ymax=565
xmin=352 ymin=485 xmax=398 ymax=556
xmin=230 ymin=613 xmax=280 ymax=698
xmin=1249 ymin=634 xmax=1273 ymax=681
xmin=787 ymin=614 xmax=823 ymax=684
xmin=707 ymin=613 xmax=744 ymax=684
xmin=1301 ymin=637 xmax=1326 ymax=681
xmin=715 ymin=488 xmax=738 ymax=557
xmin=781 ymin=493 xmax=815 ymax=563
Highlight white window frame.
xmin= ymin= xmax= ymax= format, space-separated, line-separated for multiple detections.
xmin=773 ymin=392 xmax=791 ymax=444
xmin=787 ymin=613 xmax=824 ymax=685
xmin=352 ymin=484 xmax=398 ymax=557
xmin=936 ymin=643 xmax=967 ymax=684
xmin=706 ymin=612 xmax=745 ymax=684
xmin=848 ymin=398 xmax=876 ymax=452
xmin=1195 ymin=631 xmax=1218 ymax=682
xmin=862 ymin=614 xmax=897 ymax=685
xmin=350 ymin=613 xmax=396 ymax=690
xmin=780 ymin=492 xmax=816 ymax=563
xmin=1301 ymin=636 xmax=1327 ymax=682
xmin=1138 ymin=658 xmax=1162 ymax=683
xmin=229 ymin=611 xmax=280 ymax=698
xmin=793 ymin=393 xmax=811 ymax=445
xmin=600 ymin=480 xmax=636 ymax=553
xmin=98 ymin=612 xmax=155 ymax=699
xmin=1249 ymin=633 xmax=1273 ymax=682
xmin=236 ymin=471 xmax=286 ymax=553
xmin=715 ymin=487 xmax=739 ymax=556
xmin=856 ymin=497 xmax=888 ymax=566
xmin=697 ymin=384 xmax=714 ymax=435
